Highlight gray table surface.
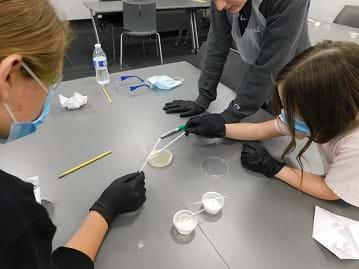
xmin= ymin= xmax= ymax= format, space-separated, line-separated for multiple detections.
xmin=84 ymin=0 xmax=210 ymax=13
xmin=1 ymin=61 xmax=358 ymax=269
xmin=308 ymin=19 xmax=359 ymax=44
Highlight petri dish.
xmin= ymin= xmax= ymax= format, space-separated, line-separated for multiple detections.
xmin=173 ymin=210 xmax=198 ymax=235
xmin=148 ymin=149 xmax=173 ymax=168
xmin=201 ymin=156 xmax=229 ymax=177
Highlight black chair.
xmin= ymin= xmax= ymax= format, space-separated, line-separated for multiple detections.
xmin=188 ymin=41 xmax=207 ymax=69
xmin=119 ymin=1 xmax=163 ymax=70
xmin=99 ymin=0 xmax=123 ymax=36
xmin=175 ymin=9 xmax=210 ymax=48
xmin=334 ymin=5 xmax=359 ymax=28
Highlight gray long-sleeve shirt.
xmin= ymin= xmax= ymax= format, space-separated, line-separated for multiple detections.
xmin=195 ymin=0 xmax=311 ymax=123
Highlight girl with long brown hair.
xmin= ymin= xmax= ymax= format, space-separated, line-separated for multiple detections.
xmin=186 ymin=40 xmax=359 ymax=207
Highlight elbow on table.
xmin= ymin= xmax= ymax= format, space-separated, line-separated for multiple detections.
xmin=315 ymin=188 xmax=341 ymax=201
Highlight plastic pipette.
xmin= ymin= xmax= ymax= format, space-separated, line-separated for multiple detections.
xmin=139 ymin=138 xmax=161 ymax=172
xmin=160 ymin=124 xmax=186 ymax=139
xmin=156 ymin=132 xmax=185 ymax=154
xmin=190 ymin=208 xmax=206 ymax=216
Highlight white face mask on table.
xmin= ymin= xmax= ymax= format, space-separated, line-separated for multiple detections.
xmin=146 ymin=75 xmax=184 ymax=91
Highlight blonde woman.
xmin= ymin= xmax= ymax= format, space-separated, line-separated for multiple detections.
xmin=0 ymin=1 xmax=146 ymax=268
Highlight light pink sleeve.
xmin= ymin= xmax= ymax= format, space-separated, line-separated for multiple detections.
xmin=325 ymin=135 xmax=359 ymax=208
xmin=274 ymin=116 xmax=307 ymax=139
xmin=274 ymin=117 xmax=290 ymax=135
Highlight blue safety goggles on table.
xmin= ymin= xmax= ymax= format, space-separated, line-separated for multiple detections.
xmin=119 ymin=75 xmax=184 ymax=92
xmin=119 ymin=75 xmax=150 ymax=92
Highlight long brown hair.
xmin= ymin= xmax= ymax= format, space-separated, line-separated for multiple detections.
xmin=273 ymin=41 xmax=359 ymax=177
xmin=0 ymin=0 xmax=70 ymax=81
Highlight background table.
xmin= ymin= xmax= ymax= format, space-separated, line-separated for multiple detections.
xmin=83 ymin=0 xmax=359 ymax=57
xmin=1 ymin=60 xmax=358 ymax=268
xmin=308 ymin=18 xmax=359 ymax=44
xmin=84 ymin=0 xmax=210 ymax=53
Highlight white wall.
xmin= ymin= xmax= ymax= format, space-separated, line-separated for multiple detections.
xmin=51 ymin=0 xmax=359 ymax=21
xmin=309 ymin=0 xmax=359 ymax=22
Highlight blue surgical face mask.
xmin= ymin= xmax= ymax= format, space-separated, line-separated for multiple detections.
xmin=280 ymin=110 xmax=311 ymax=136
xmin=146 ymin=75 xmax=184 ymax=91
xmin=0 ymin=63 xmax=59 ymax=144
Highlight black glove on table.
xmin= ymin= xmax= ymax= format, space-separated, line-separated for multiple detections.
xmin=90 ymin=171 xmax=146 ymax=225
xmin=241 ymin=142 xmax=285 ymax=178
xmin=185 ymin=113 xmax=226 ymax=138
xmin=163 ymin=100 xmax=205 ymax=117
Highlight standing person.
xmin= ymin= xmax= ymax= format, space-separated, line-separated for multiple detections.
xmin=164 ymin=0 xmax=311 ymax=123
xmin=185 ymin=41 xmax=359 ymax=207
xmin=0 ymin=1 xmax=146 ymax=268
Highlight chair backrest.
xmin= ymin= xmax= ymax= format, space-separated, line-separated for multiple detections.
xmin=188 ymin=41 xmax=207 ymax=69
xmin=123 ymin=1 xmax=157 ymax=33
xmin=333 ymin=5 xmax=359 ymax=28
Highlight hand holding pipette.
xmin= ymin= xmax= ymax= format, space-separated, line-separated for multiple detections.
xmin=160 ymin=124 xmax=186 ymax=139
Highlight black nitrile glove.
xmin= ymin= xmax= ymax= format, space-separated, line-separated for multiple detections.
xmin=241 ymin=142 xmax=285 ymax=178
xmin=163 ymin=100 xmax=205 ymax=117
xmin=185 ymin=113 xmax=226 ymax=138
xmin=90 ymin=172 xmax=146 ymax=225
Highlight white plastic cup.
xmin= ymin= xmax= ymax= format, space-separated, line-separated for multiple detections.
xmin=202 ymin=192 xmax=225 ymax=215
xmin=173 ymin=210 xmax=198 ymax=235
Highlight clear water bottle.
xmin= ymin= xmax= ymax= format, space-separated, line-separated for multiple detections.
xmin=93 ymin=43 xmax=110 ymax=85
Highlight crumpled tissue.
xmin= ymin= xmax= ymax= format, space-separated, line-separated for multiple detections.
xmin=312 ymin=206 xmax=359 ymax=259
xmin=59 ymin=92 xmax=87 ymax=110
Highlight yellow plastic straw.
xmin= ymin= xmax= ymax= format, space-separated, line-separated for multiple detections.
xmin=59 ymin=150 xmax=112 ymax=178
xmin=100 ymin=85 xmax=113 ymax=104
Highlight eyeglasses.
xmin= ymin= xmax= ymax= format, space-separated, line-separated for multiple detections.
xmin=22 ymin=62 xmax=62 ymax=94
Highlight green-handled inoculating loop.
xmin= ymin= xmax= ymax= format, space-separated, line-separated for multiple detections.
xmin=178 ymin=124 xmax=186 ymax=131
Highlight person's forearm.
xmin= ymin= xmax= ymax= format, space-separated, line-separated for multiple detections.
xmin=65 ymin=211 xmax=109 ymax=261
xmin=225 ymin=120 xmax=282 ymax=141
xmin=275 ymin=166 xmax=339 ymax=200
xmin=196 ymin=2 xmax=232 ymax=109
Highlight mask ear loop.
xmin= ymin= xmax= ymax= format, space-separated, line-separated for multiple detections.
xmin=21 ymin=62 xmax=49 ymax=95
xmin=172 ymin=77 xmax=185 ymax=83
xmin=3 ymin=62 xmax=50 ymax=125
xmin=3 ymin=102 xmax=17 ymax=123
